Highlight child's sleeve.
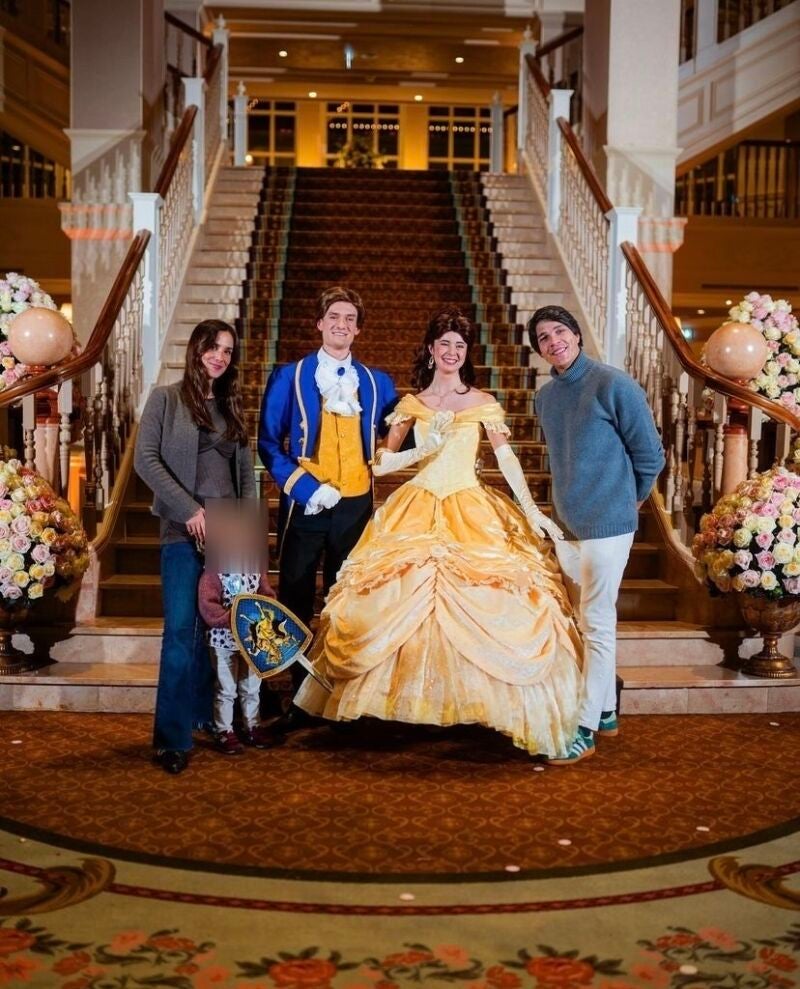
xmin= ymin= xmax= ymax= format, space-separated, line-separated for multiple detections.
xmin=198 ymin=572 xmax=231 ymax=628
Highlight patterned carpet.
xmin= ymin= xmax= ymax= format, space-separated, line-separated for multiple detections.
xmin=1 ymin=712 xmax=799 ymax=880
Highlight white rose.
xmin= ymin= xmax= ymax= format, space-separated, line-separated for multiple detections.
xmin=765 ymin=326 xmax=782 ymax=341
xmin=774 ymin=542 xmax=793 ymax=564
xmin=761 ymin=571 xmax=778 ymax=590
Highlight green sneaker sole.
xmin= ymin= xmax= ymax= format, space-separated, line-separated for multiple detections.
xmin=546 ymin=744 xmax=596 ymax=766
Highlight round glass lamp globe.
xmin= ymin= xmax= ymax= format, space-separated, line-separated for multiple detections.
xmin=705 ymin=321 xmax=769 ymax=380
xmin=7 ymin=307 xmax=74 ymax=368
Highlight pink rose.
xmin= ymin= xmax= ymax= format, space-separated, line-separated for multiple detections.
xmin=10 ymin=515 xmax=30 ymax=535
xmin=2 ymin=369 xmax=18 ymax=384
xmin=1 ymin=584 xmax=22 ymax=600
xmin=781 ymin=393 xmax=797 ymax=407
xmin=792 ymin=509 xmax=800 ymax=525
xmin=0 ymin=499 xmax=12 ymax=510
xmin=10 ymin=534 xmax=30 ymax=553
xmin=777 ymin=528 xmax=797 ymax=544
xmin=31 ymin=544 xmax=51 ymax=564
xmin=717 ymin=528 xmax=733 ymax=545
xmin=756 ymin=551 xmax=776 ymax=570
xmin=755 ymin=532 xmax=774 ymax=549
xmin=718 ymin=514 xmax=736 ymax=529
xmin=0 ymin=567 xmax=11 ymax=584
xmin=773 ymin=474 xmax=789 ymax=491
xmin=768 ymin=339 xmax=780 ymax=352
xmin=742 ymin=570 xmax=761 ymax=588
xmin=734 ymin=550 xmax=753 ymax=569
xmin=0 ymin=524 xmax=8 ymax=540
xmin=776 ymin=352 xmax=791 ymax=366
xmin=784 ymin=577 xmax=800 ymax=594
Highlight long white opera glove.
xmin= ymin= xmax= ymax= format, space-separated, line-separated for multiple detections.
xmin=372 ymin=410 xmax=454 ymax=477
xmin=495 ymin=443 xmax=564 ymax=541
xmin=304 ymin=483 xmax=342 ymax=516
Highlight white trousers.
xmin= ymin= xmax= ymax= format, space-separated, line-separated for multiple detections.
xmin=554 ymin=532 xmax=634 ymax=731
xmin=212 ymin=646 xmax=261 ymax=733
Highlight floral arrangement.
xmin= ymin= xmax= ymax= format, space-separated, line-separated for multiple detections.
xmin=0 ymin=458 xmax=89 ymax=608
xmin=727 ymin=291 xmax=800 ymax=407
xmin=0 ymin=272 xmax=60 ymax=392
xmin=692 ymin=465 xmax=800 ymax=598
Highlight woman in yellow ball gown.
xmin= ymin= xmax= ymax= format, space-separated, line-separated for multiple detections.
xmin=295 ymin=306 xmax=583 ymax=758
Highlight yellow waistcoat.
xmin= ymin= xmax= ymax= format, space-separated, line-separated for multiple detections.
xmin=299 ymin=410 xmax=371 ymax=497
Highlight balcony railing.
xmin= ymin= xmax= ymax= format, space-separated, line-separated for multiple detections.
xmin=676 ymin=139 xmax=800 ymax=219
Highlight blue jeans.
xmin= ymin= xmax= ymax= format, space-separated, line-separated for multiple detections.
xmin=153 ymin=541 xmax=214 ymax=752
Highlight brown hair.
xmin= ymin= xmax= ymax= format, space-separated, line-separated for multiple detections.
xmin=180 ymin=319 xmax=248 ymax=444
xmin=315 ymin=286 xmax=366 ymax=328
xmin=411 ymin=305 xmax=477 ymax=392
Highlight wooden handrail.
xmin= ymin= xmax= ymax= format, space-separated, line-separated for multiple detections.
xmin=0 ymin=231 xmax=151 ymax=409
xmin=524 ymin=52 xmax=551 ymax=99
xmin=536 ymin=25 xmax=584 ymax=59
xmin=164 ymin=11 xmax=212 ymax=48
xmin=622 ymin=240 xmax=800 ymax=432
xmin=203 ymin=43 xmax=222 ymax=85
xmin=154 ymin=104 xmax=197 ymax=198
xmin=503 ymin=104 xmax=519 ymax=119
xmin=557 ymin=116 xmax=613 ymax=214
xmin=92 ymin=422 xmax=138 ymax=555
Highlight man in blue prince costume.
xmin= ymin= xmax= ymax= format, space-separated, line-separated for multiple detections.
xmin=258 ymin=286 xmax=397 ymax=719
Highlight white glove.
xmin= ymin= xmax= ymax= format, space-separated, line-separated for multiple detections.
xmin=372 ymin=410 xmax=454 ymax=477
xmin=304 ymin=483 xmax=342 ymax=516
xmin=495 ymin=443 xmax=564 ymax=541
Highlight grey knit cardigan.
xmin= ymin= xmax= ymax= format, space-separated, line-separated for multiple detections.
xmin=134 ymin=382 xmax=257 ymax=526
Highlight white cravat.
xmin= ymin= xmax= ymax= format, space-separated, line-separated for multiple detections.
xmin=315 ymin=347 xmax=362 ymax=417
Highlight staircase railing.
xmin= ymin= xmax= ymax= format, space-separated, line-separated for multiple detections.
xmin=0 ymin=19 xmax=229 ymax=549
xmin=517 ymin=46 xmax=800 ymax=554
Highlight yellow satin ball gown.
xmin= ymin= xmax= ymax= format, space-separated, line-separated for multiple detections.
xmin=295 ymin=394 xmax=583 ymax=758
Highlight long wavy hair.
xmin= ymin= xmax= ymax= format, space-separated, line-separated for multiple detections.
xmin=411 ymin=305 xmax=477 ymax=392
xmin=180 ymin=319 xmax=248 ymax=444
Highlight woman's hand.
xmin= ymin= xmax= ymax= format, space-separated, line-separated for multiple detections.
xmin=185 ymin=507 xmax=206 ymax=542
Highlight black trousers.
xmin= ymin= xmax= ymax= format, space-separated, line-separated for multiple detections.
xmin=279 ymin=491 xmax=373 ymax=689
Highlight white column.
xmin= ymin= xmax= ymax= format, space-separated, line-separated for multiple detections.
xmin=517 ymin=25 xmax=538 ymax=155
xmin=129 ymin=192 xmax=162 ymax=392
xmin=598 ymin=0 xmax=685 ymax=301
xmin=234 ymin=81 xmax=248 ymax=167
xmin=212 ymin=14 xmax=229 ymax=138
xmin=546 ymin=88 xmax=573 ymax=233
xmin=183 ymin=77 xmax=206 ymax=221
xmin=605 ymin=205 xmax=642 ymax=369
xmin=490 ymin=92 xmax=504 ymax=173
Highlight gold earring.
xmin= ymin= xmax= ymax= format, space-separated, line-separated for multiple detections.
xmin=427 ymin=355 xmax=434 ymax=369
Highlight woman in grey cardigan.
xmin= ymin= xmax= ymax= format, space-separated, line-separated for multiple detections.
xmin=135 ymin=319 xmax=256 ymax=775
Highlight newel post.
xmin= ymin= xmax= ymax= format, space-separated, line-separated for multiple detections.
xmin=128 ymin=192 xmax=163 ymax=393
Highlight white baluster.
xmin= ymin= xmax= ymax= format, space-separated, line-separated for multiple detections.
xmin=490 ymin=92 xmax=504 ymax=173
xmin=747 ymin=406 xmax=763 ymax=476
xmin=129 ymin=194 xmax=163 ymax=397
xmin=212 ymin=15 xmax=229 ymax=137
xmin=57 ymin=379 xmax=72 ymax=497
xmin=517 ymin=26 xmax=537 ymax=157
xmin=21 ymin=394 xmax=35 ymax=471
xmin=604 ymin=207 xmax=641 ymax=369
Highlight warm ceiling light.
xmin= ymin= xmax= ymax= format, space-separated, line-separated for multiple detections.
xmin=455 ymin=56 xmax=464 ymax=63
xmin=278 ymin=49 xmax=288 ymax=57
xmin=308 ymin=90 xmax=317 ymax=98
xmin=245 ymin=153 xmax=254 ymax=164
xmin=697 ymin=308 xmax=706 ymax=315
xmin=725 ymin=298 xmax=733 ymax=305
xmin=414 ymin=94 xmax=423 ymax=102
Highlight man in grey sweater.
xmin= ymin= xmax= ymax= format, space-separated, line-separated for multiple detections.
xmin=530 ymin=305 xmax=665 ymax=764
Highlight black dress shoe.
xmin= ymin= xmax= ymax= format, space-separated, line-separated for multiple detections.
xmin=271 ymin=705 xmax=315 ymax=734
xmin=155 ymin=750 xmax=189 ymax=775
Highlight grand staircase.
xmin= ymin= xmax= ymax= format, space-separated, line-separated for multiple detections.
xmin=6 ymin=164 xmax=798 ymax=714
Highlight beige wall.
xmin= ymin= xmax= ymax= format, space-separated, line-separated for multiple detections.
xmin=673 ymin=215 xmax=800 ymax=308
xmin=0 ymin=201 xmax=70 ymax=291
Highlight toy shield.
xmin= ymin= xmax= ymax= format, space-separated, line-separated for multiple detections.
xmin=230 ymin=593 xmax=331 ymax=691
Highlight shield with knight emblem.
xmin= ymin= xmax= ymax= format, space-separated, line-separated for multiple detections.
xmin=230 ymin=593 xmax=332 ymax=691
